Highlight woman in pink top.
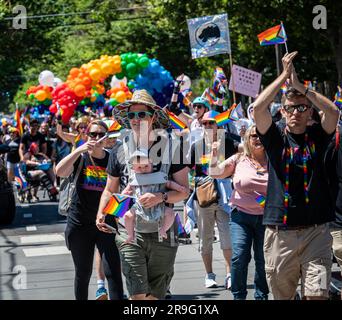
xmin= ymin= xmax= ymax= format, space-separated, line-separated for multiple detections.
xmin=210 ymin=124 xmax=269 ymax=300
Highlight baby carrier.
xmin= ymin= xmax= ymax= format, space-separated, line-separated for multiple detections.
xmin=122 ymin=131 xmax=175 ymax=238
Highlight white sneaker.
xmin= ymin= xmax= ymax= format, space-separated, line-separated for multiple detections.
xmin=225 ymin=274 xmax=232 ymax=290
xmin=205 ymin=272 xmax=217 ymax=288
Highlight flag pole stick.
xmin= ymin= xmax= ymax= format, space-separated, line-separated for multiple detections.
xmin=229 ymin=53 xmax=237 ymax=104
xmin=284 ymin=41 xmax=289 ymax=54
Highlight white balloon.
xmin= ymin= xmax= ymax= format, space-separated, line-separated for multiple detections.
xmin=110 ymin=75 xmax=127 ymax=89
xmin=39 ymin=70 xmax=55 ymax=87
xmin=180 ymin=75 xmax=191 ymax=91
xmin=53 ymin=77 xmax=62 ymax=88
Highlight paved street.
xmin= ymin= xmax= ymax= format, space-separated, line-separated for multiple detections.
xmin=0 ymin=190 xmax=263 ymax=300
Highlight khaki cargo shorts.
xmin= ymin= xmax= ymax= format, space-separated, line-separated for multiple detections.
xmin=264 ymin=223 xmax=332 ymax=299
xmin=116 ymin=226 xmax=178 ymax=299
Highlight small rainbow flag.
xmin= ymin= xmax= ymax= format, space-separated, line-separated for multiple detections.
xmin=103 ymin=194 xmax=135 ymax=218
xmin=256 ymin=195 xmax=266 ymax=208
xmin=334 ymin=91 xmax=342 ymax=109
xmin=175 ymin=213 xmax=186 ymax=235
xmin=75 ymin=135 xmax=87 ymax=148
xmin=280 ymin=82 xmax=288 ymax=95
xmin=108 ymin=120 xmax=121 ymax=132
xmin=202 ymin=87 xmax=217 ymax=105
xmin=200 ymin=155 xmax=210 ymax=175
xmin=13 ymin=164 xmax=28 ymax=190
xmin=166 ymin=110 xmax=187 ymax=131
xmin=214 ymin=104 xmax=236 ymax=126
xmin=257 ymin=23 xmax=287 ymax=46
xmin=213 ymin=67 xmax=227 ymax=93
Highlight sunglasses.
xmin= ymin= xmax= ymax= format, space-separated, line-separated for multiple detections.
xmin=88 ymin=131 xmax=106 ymax=139
xmin=127 ymin=111 xmax=154 ymax=120
xmin=193 ymin=104 xmax=204 ymax=110
xmin=283 ymin=104 xmax=310 ymax=114
xmin=202 ymin=121 xmax=216 ymax=126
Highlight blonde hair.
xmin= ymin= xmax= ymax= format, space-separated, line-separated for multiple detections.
xmin=242 ymin=124 xmax=257 ymax=158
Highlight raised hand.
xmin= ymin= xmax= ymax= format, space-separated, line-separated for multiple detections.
xmin=282 ymin=51 xmax=298 ymax=78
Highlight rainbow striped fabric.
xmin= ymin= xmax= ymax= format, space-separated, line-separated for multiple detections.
xmin=166 ymin=109 xmax=187 ymax=130
xmin=108 ymin=120 xmax=122 ymax=132
xmin=334 ymin=91 xmax=342 ymax=109
xmin=280 ymin=82 xmax=288 ymax=95
xmin=256 ymin=195 xmax=266 ymax=208
xmin=258 ymin=23 xmax=287 ymax=46
xmin=15 ymin=106 xmax=23 ymax=136
xmin=103 ymin=194 xmax=135 ymax=218
xmin=175 ymin=213 xmax=186 ymax=235
xmin=75 ymin=135 xmax=86 ymax=148
xmin=214 ymin=104 xmax=236 ymax=126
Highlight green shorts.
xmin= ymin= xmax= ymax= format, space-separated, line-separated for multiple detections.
xmin=116 ymin=225 xmax=178 ymax=299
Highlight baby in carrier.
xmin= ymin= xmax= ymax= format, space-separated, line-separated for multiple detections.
xmin=122 ymin=149 xmax=187 ymax=243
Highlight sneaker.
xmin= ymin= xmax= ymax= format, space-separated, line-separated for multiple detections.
xmin=205 ymin=272 xmax=217 ymax=288
xmin=225 ymin=274 xmax=232 ymax=290
xmin=95 ymin=287 xmax=108 ymax=300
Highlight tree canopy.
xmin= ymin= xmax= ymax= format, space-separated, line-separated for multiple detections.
xmin=0 ymin=0 xmax=341 ymax=112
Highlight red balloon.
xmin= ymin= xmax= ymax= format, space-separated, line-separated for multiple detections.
xmin=49 ymin=104 xmax=57 ymax=114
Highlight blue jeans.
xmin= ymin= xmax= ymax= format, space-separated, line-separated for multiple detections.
xmin=230 ymin=209 xmax=269 ymax=300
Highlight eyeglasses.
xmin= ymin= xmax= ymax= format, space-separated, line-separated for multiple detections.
xmin=250 ymin=134 xmax=259 ymax=139
xmin=78 ymin=126 xmax=87 ymax=130
xmin=88 ymin=132 xmax=106 ymax=139
xmin=193 ymin=104 xmax=204 ymax=110
xmin=283 ymin=104 xmax=310 ymax=114
xmin=127 ymin=111 xmax=154 ymax=120
xmin=202 ymin=121 xmax=216 ymax=126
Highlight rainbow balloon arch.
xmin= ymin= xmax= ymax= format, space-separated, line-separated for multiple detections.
xmin=25 ymin=53 xmax=174 ymax=123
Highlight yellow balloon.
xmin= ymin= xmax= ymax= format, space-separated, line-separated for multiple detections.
xmin=35 ymin=90 xmax=47 ymax=101
xmin=89 ymin=69 xmax=101 ymax=81
xmin=115 ymin=91 xmax=127 ymax=103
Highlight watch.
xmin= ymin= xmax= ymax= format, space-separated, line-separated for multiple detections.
xmin=161 ymin=192 xmax=168 ymax=203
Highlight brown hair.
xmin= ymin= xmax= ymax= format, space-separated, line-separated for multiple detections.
xmin=86 ymin=120 xmax=108 ymax=133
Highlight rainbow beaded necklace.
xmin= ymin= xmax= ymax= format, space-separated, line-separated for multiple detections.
xmin=283 ymin=133 xmax=315 ymax=224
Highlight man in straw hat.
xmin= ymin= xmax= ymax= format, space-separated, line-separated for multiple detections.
xmin=96 ymin=89 xmax=189 ymax=300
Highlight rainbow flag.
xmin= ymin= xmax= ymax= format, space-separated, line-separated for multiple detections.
xmin=257 ymin=23 xmax=287 ymax=46
xmin=13 ymin=164 xmax=28 ymax=190
xmin=214 ymin=104 xmax=236 ymax=126
xmin=280 ymin=82 xmax=288 ymax=95
xmin=103 ymin=194 xmax=135 ymax=218
xmin=213 ymin=67 xmax=227 ymax=93
xmin=200 ymin=155 xmax=210 ymax=175
xmin=229 ymin=102 xmax=243 ymax=121
xmin=175 ymin=213 xmax=186 ymax=235
xmin=202 ymin=87 xmax=217 ymax=105
xmin=75 ymin=135 xmax=86 ymax=148
xmin=304 ymin=81 xmax=313 ymax=89
xmin=256 ymin=195 xmax=266 ymax=208
xmin=15 ymin=105 xmax=23 ymax=136
xmin=108 ymin=120 xmax=121 ymax=132
xmin=166 ymin=109 xmax=187 ymax=131
xmin=334 ymin=91 xmax=342 ymax=109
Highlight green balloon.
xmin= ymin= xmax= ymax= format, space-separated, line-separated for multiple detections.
xmin=110 ymin=99 xmax=118 ymax=106
xmin=138 ymin=56 xmax=149 ymax=68
xmin=126 ymin=63 xmax=137 ymax=74
xmin=127 ymin=81 xmax=135 ymax=89
xmin=120 ymin=53 xmax=128 ymax=61
xmin=116 ymin=72 xmax=125 ymax=80
xmin=120 ymin=60 xmax=127 ymax=71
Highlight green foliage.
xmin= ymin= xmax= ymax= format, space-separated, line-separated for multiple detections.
xmin=0 ymin=0 xmax=341 ymax=113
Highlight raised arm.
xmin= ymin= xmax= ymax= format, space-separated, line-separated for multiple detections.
xmin=254 ymin=52 xmax=298 ymax=134
xmin=209 ymin=142 xmax=237 ymax=179
xmin=56 ymin=123 xmax=77 ymax=145
xmin=289 ymin=67 xmax=339 ymax=134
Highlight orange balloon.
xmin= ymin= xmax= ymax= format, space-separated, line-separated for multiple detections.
xmin=101 ymin=62 xmax=113 ymax=75
xmin=74 ymin=84 xmax=86 ymax=97
xmin=115 ymin=91 xmax=127 ymax=103
xmin=89 ymin=69 xmax=101 ymax=81
xmin=83 ymin=77 xmax=92 ymax=86
xmin=35 ymin=90 xmax=47 ymax=101
xmin=70 ymin=68 xmax=79 ymax=78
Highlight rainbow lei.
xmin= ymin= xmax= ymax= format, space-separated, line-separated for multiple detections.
xmin=283 ymin=133 xmax=315 ymax=224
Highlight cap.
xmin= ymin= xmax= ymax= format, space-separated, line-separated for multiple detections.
xmin=202 ymin=110 xmax=220 ymax=122
xmin=193 ymin=97 xmax=210 ymax=109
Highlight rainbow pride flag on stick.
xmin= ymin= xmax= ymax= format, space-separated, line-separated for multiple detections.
xmin=108 ymin=120 xmax=122 ymax=132
xmin=166 ymin=109 xmax=187 ymax=131
xmin=103 ymin=194 xmax=136 ymax=218
xmin=258 ymin=22 xmax=288 ymax=52
xmin=256 ymin=195 xmax=266 ymax=208
xmin=334 ymin=90 xmax=342 ymax=109
xmin=214 ymin=104 xmax=236 ymax=126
